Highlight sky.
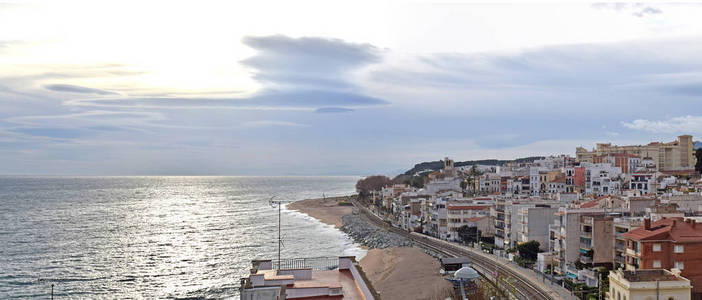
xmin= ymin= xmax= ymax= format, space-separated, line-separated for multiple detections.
xmin=1 ymin=0 xmax=702 ymax=175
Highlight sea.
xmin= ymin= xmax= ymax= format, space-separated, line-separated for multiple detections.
xmin=0 ymin=176 xmax=366 ymax=299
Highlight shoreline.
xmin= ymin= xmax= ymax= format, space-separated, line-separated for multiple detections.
xmin=290 ymin=195 xmax=453 ymax=300
xmin=286 ymin=195 xmax=354 ymax=228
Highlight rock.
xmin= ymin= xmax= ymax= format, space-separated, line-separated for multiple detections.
xmin=340 ymin=214 xmax=414 ymax=249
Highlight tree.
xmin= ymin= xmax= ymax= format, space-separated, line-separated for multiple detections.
xmin=695 ymin=148 xmax=702 ymax=173
xmin=458 ymin=225 xmax=480 ymax=243
xmin=516 ymin=240 xmax=540 ymax=261
xmin=469 ymin=165 xmax=483 ymax=176
xmin=460 ymin=179 xmax=469 ymax=191
xmin=355 ymin=175 xmax=392 ymax=198
xmin=391 ymin=174 xmax=425 ymax=189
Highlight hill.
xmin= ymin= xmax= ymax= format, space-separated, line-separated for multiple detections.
xmin=403 ymin=156 xmax=545 ymax=176
xmin=695 ymin=141 xmax=701 ymax=150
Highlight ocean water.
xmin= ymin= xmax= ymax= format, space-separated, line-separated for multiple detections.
xmin=0 ymin=176 xmax=365 ymax=299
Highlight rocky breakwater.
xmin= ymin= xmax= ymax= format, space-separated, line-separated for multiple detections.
xmin=340 ymin=213 xmax=413 ymax=249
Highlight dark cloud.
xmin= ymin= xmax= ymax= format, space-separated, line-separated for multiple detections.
xmin=315 ymin=107 xmax=355 ymax=113
xmin=44 ymin=84 xmax=120 ymax=95
xmin=373 ymin=38 xmax=702 ymax=93
xmin=666 ymin=83 xmax=702 ymax=96
xmin=241 ymin=35 xmax=382 ymax=90
xmin=66 ymin=90 xmax=387 ymax=110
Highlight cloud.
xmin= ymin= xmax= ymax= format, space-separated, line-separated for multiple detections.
xmin=44 ymin=84 xmax=120 ymax=95
xmin=622 ymin=116 xmax=702 ymax=135
xmin=241 ymin=120 xmax=309 ymax=128
xmin=64 ymin=90 xmax=387 ymax=111
xmin=241 ymin=35 xmax=382 ymax=90
xmin=666 ymin=83 xmax=702 ymax=96
xmin=369 ymin=37 xmax=702 ymax=96
xmin=633 ymin=6 xmax=662 ymax=17
xmin=591 ymin=3 xmax=663 ymax=17
xmin=6 ymin=110 xmax=165 ymax=129
xmin=315 ymin=107 xmax=355 ymax=113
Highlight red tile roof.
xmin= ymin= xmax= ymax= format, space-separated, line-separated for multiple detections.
xmin=465 ymin=216 xmax=488 ymax=222
xmin=447 ymin=205 xmax=491 ymax=211
xmin=580 ymin=199 xmax=599 ymax=208
xmin=623 ymin=218 xmax=702 ymax=242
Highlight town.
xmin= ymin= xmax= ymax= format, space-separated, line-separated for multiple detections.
xmin=354 ymin=135 xmax=702 ymax=300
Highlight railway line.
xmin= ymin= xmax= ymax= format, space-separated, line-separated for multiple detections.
xmin=351 ymin=200 xmax=563 ymax=300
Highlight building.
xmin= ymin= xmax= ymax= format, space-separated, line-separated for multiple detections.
xmin=446 ymin=203 xmax=491 ymax=241
xmin=608 ymin=269 xmax=692 ymax=300
xmin=582 ymin=162 xmax=623 ymax=196
xmin=613 ymin=217 xmax=643 ymax=269
xmin=576 ymin=135 xmax=696 ymax=172
xmin=594 ymin=153 xmax=641 ymax=174
xmin=580 ymin=215 xmax=614 ymax=269
xmin=516 ymin=205 xmax=558 ymax=251
xmin=623 ymin=217 xmax=702 ymax=298
xmin=240 ymin=256 xmax=377 ymax=300
xmin=629 ymin=173 xmax=655 ymax=195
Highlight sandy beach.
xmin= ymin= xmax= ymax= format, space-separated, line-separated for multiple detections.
xmin=287 ymin=196 xmax=353 ymax=228
xmin=292 ymin=197 xmax=453 ymax=299
xmin=359 ymin=247 xmax=454 ymax=300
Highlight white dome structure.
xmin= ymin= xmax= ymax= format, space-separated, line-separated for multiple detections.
xmin=453 ymin=267 xmax=480 ymax=280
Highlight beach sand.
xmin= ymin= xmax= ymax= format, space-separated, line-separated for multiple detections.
xmin=359 ymin=247 xmax=454 ymax=300
xmin=287 ymin=196 xmax=353 ymax=228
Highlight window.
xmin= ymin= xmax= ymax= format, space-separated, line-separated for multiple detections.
xmin=674 ymin=245 xmax=684 ymax=253
xmin=674 ymin=261 xmax=684 ymax=270
xmin=653 ymin=244 xmax=661 ymax=252
xmin=653 ymin=260 xmax=661 ymax=268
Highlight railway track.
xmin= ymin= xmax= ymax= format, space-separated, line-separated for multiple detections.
xmin=351 ymin=200 xmax=561 ymax=300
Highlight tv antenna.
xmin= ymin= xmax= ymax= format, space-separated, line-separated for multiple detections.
xmin=268 ymin=196 xmax=291 ymax=270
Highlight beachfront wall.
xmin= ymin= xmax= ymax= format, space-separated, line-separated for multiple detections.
xmin=339 ymin=257 xmax=377 ymax=300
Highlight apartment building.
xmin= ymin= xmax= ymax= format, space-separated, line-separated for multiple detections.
xmin=446 ymin=203 xmax=491 ymax=241
xmin=579 ymin=215 xmax=614 ymax=269
xmin=550 ymin=208 xmax=613 ymax=278
xmin=593 ymin=153 xmax=641 ymax=174
xmin=629 ymin=172 xmax=655 ymax=195
xmin=516 ymin=205 xmax=558 ymax=251
xmin=576 ymin=135 xmax=696 ymax=172
xmin=623 ymin=217 xmax=702 ymax=299
xmin=608 ymin=269 xmax=692 ymax=300
xmin=613 ymin=217 xmax=643 ymax=269
xmin=582 ymin=162 xmax=623 ymax=196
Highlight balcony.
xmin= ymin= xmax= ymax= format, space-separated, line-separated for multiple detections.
xmin=580 ymin=243 xmax=592 ymax=250
xmin=626 ymin=248 xmax=639 ymax=257
xmin=581 ymin=231 xmax=592 ymax=238
xmin=614 ymin=256 xmax=625 ymax=264
xmin=580 ymin=256 xmax=593 ymax=264
xmin=615 ymin=243 xmax=626 ymax=251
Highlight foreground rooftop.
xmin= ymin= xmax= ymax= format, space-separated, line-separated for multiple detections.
xmin=240 ymin=256 xmax=377 ymax=300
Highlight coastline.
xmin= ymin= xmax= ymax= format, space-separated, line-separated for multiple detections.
xmin=286 ymin=195 xmax=353 ymax=228
xmin=290 ymin=196 xmax=452 ymax=300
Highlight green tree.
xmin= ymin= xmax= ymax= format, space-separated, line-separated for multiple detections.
xmin=457 ymin=225 xmax=480 ymax=243
xmin=516 ymin=240 xmax=540 ymax=261
xmin=695 ymin=148 xmax=702 ymax=173
xmin=460 ymin=179 xmax=469 ymax=191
